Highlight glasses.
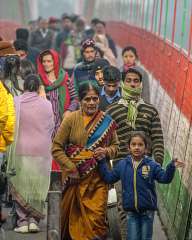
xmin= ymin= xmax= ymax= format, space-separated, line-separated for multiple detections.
xmin=83 ymin=96 xmax=99 ymax=102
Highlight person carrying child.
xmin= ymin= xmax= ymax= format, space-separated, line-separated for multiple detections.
xmin=97 ymin=131 xmax=184 ymax=240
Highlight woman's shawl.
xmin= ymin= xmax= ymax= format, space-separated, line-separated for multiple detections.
xmin=37 ymin=49 xmax=70 ymax=116
xmin=7 ymin=92 xmax=54 ymax=218
xmin=64 ymin=110 xmax=116 ymax=182
xmin=58 ymin=110 xmax=117 ymax=240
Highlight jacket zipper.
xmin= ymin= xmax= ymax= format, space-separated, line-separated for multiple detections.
xmin=133 ymin=166 xmax=138 ymax=211
xmin=132 ymin=158 xmax=143 ymax=211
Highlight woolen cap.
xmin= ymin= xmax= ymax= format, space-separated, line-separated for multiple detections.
xmin=92 ymin=58 xmax=109 ymax=74
xmin=81 ymin=38 xmax=96 ymax=51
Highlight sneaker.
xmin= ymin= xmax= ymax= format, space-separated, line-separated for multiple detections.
xmin=14 ymin=225 xmax=28 ymax=233
xmin=29 ymin=222 xmax=40 ymax=233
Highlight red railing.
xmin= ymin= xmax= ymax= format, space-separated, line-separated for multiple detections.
xmin=106 ymin=21 xmax=192 ymax=122
xmin=0 ymin=20 xmax=21 ymax=41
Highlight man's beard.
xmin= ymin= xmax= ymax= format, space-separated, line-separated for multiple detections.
xmin=84 ymin=57 xmax=95 ymax=63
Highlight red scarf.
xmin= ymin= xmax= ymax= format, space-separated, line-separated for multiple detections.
xmin=37 ymin=49 xmax=70 ymax=112
xmin=123 ymin=63 xmax=136 ymax=72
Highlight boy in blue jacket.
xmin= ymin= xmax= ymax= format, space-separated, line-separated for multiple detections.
xmin=98 ymin=131 xmax=184 ymax=240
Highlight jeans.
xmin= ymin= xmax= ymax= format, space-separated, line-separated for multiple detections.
xmin=126 ymin=210 xmax=154 ymax=240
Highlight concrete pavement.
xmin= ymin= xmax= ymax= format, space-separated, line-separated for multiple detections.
xmin=1 ymin=210 xmax=167 ymax=240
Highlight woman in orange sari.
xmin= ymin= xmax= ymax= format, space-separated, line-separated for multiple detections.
xmin=52 ymin=81 xmax=119 ymax=240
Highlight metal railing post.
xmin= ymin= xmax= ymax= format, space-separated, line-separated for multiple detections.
xmin=47 ymin=171 xmax=62 ymax=240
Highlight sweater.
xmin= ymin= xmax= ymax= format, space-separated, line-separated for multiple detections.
xmin=106 ymin=101 xmax=164 ymax=165
xmin=99 ymin=91 xmax=121 ymax=112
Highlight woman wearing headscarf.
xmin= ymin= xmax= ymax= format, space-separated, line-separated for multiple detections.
xmin=38 ymin=49 xmax=78 ymax=135
xmin=37 ymin=49 xmax=78 ymax=170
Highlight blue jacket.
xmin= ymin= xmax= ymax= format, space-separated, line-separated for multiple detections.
xmin=98 ymin=155 xmax=176 ymax=212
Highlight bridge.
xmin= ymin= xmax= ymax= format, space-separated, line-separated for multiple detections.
xmin=0 ymin=0 xmax=192 ymax=239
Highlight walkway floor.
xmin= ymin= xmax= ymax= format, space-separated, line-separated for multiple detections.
xmin=1 ymin=206 xmax=167 ymax=240
xmin=0 ymin=46 xmax=168 ymax=240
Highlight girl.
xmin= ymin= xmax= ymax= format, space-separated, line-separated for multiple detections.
xmin=98 ymin=131 xmax=184 ymax=240
xmin=121 ymin=46 xmax=138 ymax=72
xmin=121 ymin=46 xmax=150 ymax=103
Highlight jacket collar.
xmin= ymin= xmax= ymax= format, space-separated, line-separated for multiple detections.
xmin=125 ymin=155 xmax=151 ymax=167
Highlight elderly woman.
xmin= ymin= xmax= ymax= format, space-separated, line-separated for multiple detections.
xmin=7 ymin=74 xmax=54 ymax=233
xmin=52 ymin=81 xmax=119 ymax=240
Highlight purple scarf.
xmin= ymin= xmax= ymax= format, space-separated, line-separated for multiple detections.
xmin=14 ymin=92 xmax=54 ymax=156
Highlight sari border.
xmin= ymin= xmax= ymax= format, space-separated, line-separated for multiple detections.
xmin=9 ymin=183 xmax=45 ymax=219
xmin=86 ymin=111 xmax=117 ymax=149
xmin=85 ymin=111 xmax=105 ymax=137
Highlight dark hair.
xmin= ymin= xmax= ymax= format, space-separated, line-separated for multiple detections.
xmin=96 ymin=20 xmax=106 ymax=27
xmin=20 ymin=59 xmax=36 ymax=79
xmin=61 ymin=13 xmax=72 ymax=21
xmin=128 ymin=131 xmax=148 ymax=147
xmin=122 ymin=67 xmax=142 ymax=82
xmin=24 ymin=74 xmax=40 ymax=92
xmin=39 ymin=50 xmax=52 ymax=62
xmin=2 ymin=55 xmax=21 ymax=93
xmin=103 ymin=66 xmax=121 ymax=83
xmin=78 ymin=81 xmax=100 ymax=101
xmin=70 ymin=14 xmax=79 ymax=23
xmin=91 ymin=18 xmax=100 ymax=25
xmin=95 ymin=46 xmax=104 ymax=58
xmin=16 ymin=28 xmax=29 ymax=41
xmin=4 ymin=55 xmax=20 ymax=74
xmin=13 ymin=39 xmax=28 ymax=52
xmin=92 ymin=58 xmax=109 ymax=75
xmin=122 ymin=46 xmax=138 ymax=59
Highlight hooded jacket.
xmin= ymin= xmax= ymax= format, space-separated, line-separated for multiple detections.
xmin=98 ymin=155 xmax=175 ymax=212
xmin=0 ymin=82 xmax=8 ymax=134
xmin=0 ymin=82 xmax=15 ymax=152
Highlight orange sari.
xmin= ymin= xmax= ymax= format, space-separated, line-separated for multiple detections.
xmin=52 ymin=110 xmax=119 ymax=240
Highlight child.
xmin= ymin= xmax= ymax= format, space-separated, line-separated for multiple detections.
xmin=121 ymin=46 xmax=150 ymax=103
xmin=121 ymin=46 xmax=138 ymax=72
xmin=98 ymin=131 xmax=184 ymax=240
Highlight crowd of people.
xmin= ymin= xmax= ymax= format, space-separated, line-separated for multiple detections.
xmin=0 ymin=13 xmax=184 ymax=240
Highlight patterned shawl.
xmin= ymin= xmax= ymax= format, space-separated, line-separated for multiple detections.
xmin=37 ymin=49 xmax=70 ymax=117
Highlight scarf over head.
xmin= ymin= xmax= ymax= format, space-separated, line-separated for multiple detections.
xmin=37 ymin=49 xmax=70 ymax=117
xmin=119 ymin=81 xmax=143 ymax=129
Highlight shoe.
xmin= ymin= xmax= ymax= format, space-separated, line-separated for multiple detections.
xmin=14 ymin=225 xmax=28 ymax=233
xmin=29 ymin=222 xmax=40 ymax=233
